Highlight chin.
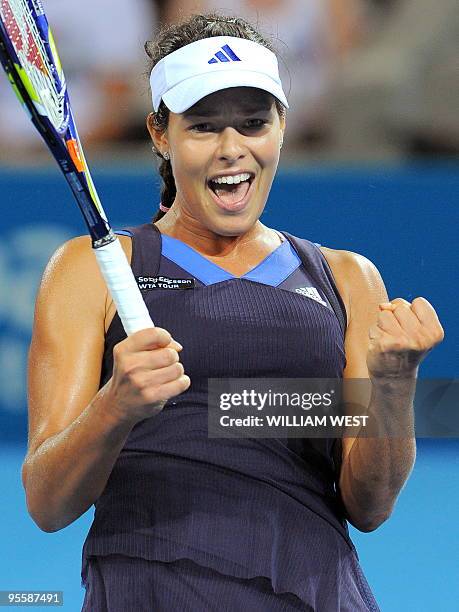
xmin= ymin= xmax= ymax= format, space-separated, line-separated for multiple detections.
xmin=208 ymin=214 xmax=260 ymax=237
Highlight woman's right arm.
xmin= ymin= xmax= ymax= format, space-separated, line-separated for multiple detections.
xmin=23 ymin=235 xmax=190 ymax=532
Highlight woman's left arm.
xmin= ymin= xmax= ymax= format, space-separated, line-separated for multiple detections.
xmin=326 ymin=250 xmax=445 ymax=532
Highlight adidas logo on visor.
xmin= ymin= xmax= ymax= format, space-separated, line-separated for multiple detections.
xmin=208 ymin=44 xmax=242 ymax=64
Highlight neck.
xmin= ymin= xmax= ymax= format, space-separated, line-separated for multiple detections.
xmin=154 ymin=205 xmax=280 ymax=258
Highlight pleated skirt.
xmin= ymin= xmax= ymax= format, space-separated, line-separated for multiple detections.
xmin=81 ymin=554 xmax=311 ymax=612
xmin=81 ymin=553 xmax=379 ymax=612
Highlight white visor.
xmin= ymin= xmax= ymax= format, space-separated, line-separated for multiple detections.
xmin=150 ymin=36 xmax=289 ymax=114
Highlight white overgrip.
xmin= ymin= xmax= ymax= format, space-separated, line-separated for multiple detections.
xmin=94 ymin=238 xmax=154 ymax=335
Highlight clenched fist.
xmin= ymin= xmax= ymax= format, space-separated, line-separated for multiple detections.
xmin=367 ymin=297 xmax=444 ymax=379
xmin=105 ymin=327 xmax=191 ymax=425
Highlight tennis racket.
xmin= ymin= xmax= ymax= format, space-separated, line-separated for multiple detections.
xmin=0 ymin=0 xmax=154 ymax=335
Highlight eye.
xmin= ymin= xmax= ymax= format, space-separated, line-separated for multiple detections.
xmin=243 ymin=119 xmax=268 ymax=129
xmin=190 ymin=123 xmax=214 ymax=132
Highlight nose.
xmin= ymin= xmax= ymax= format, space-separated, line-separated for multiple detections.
xmin=216 ymin=126 xmax=246 ymax=162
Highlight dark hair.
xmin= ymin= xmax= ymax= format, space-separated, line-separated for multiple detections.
xmin=145 ymin=13 xmax=287 ymax=222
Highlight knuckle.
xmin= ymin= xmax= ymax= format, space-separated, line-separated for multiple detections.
xmin=166 ymin=347 xmax=179 ymax=364
xmin=163 ymin=361 xmax=184 ymax=381
xmin=142 ymin=387 xmax=162 ymax=404
xmin=423 ymin=334 xmax=438 ymax=349
xmin=135 ymin=328 xmax=150 ymax=341
xmin=116 ymin=354 xmax=129 ymax=373
xmin=389 ymin=340 xmax=405 ymax=352
xmin=408 ymin=341 xmax=424 ymax=353
xmin=414 ymin=335 xmax=428 ymax=350
xmin=380 ymin=339 xmax=401 ymax=353
xmin=174 ymin=362 xmax=185 ymax=376
xmin=378 ymin=311 xmax=392 ymax=323
xmin=154 ymin=327 xmax=172 ymax=344
xmin=434 ymin=324 xmax=445 ymax=342
xmin=127 ymin=371 xmax=143 ymax=389
xmin=122 ymin=356 xmax=137 ymax=376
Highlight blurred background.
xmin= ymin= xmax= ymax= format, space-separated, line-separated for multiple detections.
xmin=0 ymin=0 xmax=458 ymax=162
xmin=0 ymin=0 xmax=458 ymax=610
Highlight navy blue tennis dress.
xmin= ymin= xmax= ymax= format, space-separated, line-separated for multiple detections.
xmin=81 ymin=223 xmax=380 ymax=611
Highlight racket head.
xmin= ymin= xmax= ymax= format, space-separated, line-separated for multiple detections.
xmin=0 ymin=0 xmax=110 ymax=240
xmin=0 ymin=0 xmax=70 ymax=133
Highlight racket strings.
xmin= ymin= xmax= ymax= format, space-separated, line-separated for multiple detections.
xmin=0 ymin=0 xmax=66 ymax=130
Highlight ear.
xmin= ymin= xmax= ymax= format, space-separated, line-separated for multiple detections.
xmin=146 ymin=112 xmax=169 ymax=154
xmin=279 ymin=113 xmax=286 ymax=136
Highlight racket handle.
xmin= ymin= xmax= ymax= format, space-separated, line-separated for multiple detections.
xmin=94 ymin=238 xmax=154 ymax=335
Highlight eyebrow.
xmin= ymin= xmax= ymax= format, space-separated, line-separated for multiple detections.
xmin=183 ymin=105 xmax=272 ymax=119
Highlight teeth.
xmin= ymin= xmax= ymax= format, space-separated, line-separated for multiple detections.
xmin=211 ymin=172 xmax=251 ymax=185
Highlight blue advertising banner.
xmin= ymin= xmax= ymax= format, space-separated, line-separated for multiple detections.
xmin=0 ymin=163 xmax=457 ymax=442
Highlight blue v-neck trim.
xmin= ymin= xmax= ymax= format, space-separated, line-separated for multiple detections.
xmin=160 ymin=233 xmax=301 ymax=287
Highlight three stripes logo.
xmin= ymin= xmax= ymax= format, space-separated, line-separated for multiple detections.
xmin=295 ymin=286 xmax=329 ymax=307
xmin=208 ymin=44 xmax=241 ymax=64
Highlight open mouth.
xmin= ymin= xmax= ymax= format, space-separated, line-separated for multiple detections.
xmin=207 ymin=175 xmax=255 ymax=211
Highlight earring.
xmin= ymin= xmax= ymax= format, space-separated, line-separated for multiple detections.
xmin=163 ymin=151 xmax=170 ymax=161
xmin=279 ymin=138 xmax=283 ymax=150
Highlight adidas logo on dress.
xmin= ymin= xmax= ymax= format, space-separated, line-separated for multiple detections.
xmin=295 ymin=287 xmax=328 ymax=307
xmin=208 ymin=45 xmax=242 ymax=64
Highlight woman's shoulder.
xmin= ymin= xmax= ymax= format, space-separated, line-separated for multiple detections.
xmin=318 ymin=246 xmax=382 ymax=282
xmin=318 ymin=246 xmax=386 ymax=326
xmin=40 ymin=234 xmax=133 ymax=333
xmin=49 ymin=233 xmax=133 ymax=268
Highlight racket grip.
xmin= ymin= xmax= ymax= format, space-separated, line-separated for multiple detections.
xmin=94 ymin=238 xmax=154 ymax=335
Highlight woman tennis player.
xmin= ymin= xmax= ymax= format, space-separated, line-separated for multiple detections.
xmin=23 ymin=13 xmax=444 ymax=612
